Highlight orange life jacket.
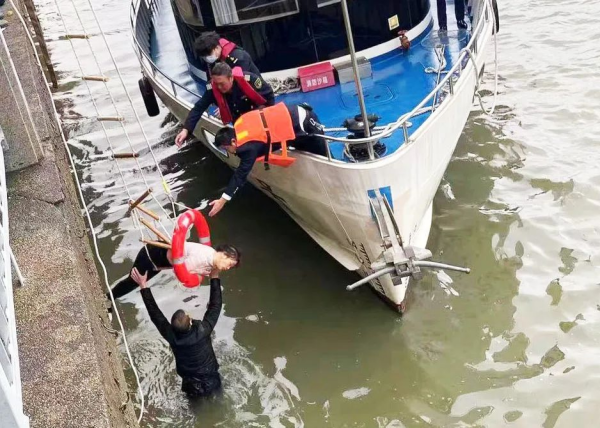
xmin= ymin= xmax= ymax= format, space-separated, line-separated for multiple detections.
xmin=233 ymin=102 xmax=297 ymax=168
xmin=211 ymin=67 xmax=266 ymax=124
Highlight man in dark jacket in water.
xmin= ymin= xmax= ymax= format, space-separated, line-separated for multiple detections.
xmin=131 ymin=267 xmax=223 ymax=396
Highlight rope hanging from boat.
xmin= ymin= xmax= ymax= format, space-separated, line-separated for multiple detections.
xmin=6 ymin=0 xmax=150 ymax=422
xmin=48 ymin=0 xmax=153 ymax=421
xmin=463 ymin=0 xmax=499 ymax=116
xmin=81 ymin=0 xmax=191 ymax=218
xmin=69 ymin=0 xmax=179 ymax=227
xmin=48 ymin=0 xmax=204 ymax=420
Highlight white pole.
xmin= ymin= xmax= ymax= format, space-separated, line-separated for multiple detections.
xmin=339 ymin=0 xmax=374 ymax=159
xmin=9 ymin=247 xmax=25 ymax=286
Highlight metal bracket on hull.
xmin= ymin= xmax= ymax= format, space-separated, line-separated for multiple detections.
xmin=347 ymin=192 xmax=470 ymax=291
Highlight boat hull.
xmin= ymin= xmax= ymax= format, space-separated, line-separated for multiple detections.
xmin=138 ymin=3 xmax=494 ymax=312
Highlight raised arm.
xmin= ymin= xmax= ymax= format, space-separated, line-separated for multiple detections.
xmin=140 ymin=288 xmax=174 ymax=342
xmin=133 ymin=268 xmax=175 ymax=342
xmin=198 ymin=274 xmax=222 ymax=336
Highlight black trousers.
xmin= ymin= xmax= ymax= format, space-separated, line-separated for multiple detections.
xmin=292 ymin=108 xmax=328 ymax=157
xmin=182 ymin=373 xmax=222 ymax=397
xmin=437 ymin=0 xmax=466 ymax=28
xmin=108 ymin=246 xmax=172 ymax=299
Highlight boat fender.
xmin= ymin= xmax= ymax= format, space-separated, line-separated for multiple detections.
xmin=492 ymin=0 xmax=499 ymax=34
xmin=171 ymin=209 xmax=211 ymax=288
xmin=138 ymin=76 xmax=160 ymax=117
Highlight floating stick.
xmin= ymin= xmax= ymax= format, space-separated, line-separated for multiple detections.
xmin=66 ymin=34 xmax=89 ymax=39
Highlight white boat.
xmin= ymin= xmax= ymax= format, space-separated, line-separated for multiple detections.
xmin=130 ymin=0 xmax=498 ymax=312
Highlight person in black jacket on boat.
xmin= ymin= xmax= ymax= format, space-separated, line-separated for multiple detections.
xmin=194 ymin=31 xmax=261 ymax=77
xmin=132 ymin=267 xmax=223 ymax=397
xmin=206 ymin=102 xmax=327 ymax=217
xmin=175 ymin=63 xmax=274 ymax=146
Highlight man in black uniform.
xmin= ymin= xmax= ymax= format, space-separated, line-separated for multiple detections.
xmin=207 ymin=103 xmax=328 ymax=216
xmin=194 ymin=31 xmax=261 ymax=77
xmin=175 ymin=63 xmax=274 ymax=146
xmin=133 ymin=267 xmax=224 ymax=397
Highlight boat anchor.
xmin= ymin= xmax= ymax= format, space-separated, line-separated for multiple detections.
xmin=346 ymin=245 xmax=470 ymax=291
xmin=347 ymin=190 xmax=470 ymax=291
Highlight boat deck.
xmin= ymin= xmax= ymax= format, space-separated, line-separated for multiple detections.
xmin=149 ymin=0 xmax=470 ymax=162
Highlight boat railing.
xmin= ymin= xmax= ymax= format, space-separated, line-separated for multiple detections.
xmin=320 ymin=0 xmax=494 ymax=157
xmin=0 ymin=125 xmax=29 ymax=427
xmin=130 ymin=0 xmax=493 ymax=163
xmin=130 ymin=0 xmax=205 ymax=103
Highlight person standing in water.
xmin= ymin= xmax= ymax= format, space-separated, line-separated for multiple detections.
xmin=132 ymin=267 xmax=225 ymax=397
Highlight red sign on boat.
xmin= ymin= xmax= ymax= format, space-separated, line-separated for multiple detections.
xmin=298 ymin=62 xmax=335 ymax=93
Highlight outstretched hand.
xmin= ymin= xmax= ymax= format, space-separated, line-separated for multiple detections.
xmin=208 ymin=198 xmax=227 ymax=217
xmin=131 ymin=268 xmax=149 ymax=289
xmin=175 ymin=129 xmax=189 ymax=148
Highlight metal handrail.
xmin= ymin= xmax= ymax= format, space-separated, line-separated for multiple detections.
xmin=130 ymin=0 xmax=203 ymax=103
xmin=320 ymin=0 xmax=493 ymax=145
xmin=129 ymin=0 xmax=493 ymax=155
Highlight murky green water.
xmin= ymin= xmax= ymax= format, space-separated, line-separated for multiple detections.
xmin=37 ymin=0 xmax=600 ymax=426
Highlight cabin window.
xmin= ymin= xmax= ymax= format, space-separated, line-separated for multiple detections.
xmin=175 ymin=0 xmax=204 ymax=26
xmin=212 ymin=0 xmax=299 ymax=26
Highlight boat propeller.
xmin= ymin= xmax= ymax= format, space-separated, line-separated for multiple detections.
xmin=346 ymin=190 xmax=470 ymax=291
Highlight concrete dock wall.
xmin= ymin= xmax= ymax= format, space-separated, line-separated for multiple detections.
xmin=0 ymin=1 xmax=140 ymax=426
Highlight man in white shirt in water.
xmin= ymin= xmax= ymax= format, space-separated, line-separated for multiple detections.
xmin=108 ymin=243 xmax=241 ymax=299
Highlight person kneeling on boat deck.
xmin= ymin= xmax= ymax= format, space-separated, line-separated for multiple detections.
xmin=194 ymin=31 xmax=261 ymax=77
xmin=132 ymin=268 xmax=224 ymax=397
xmin=207 ymin=102 xmax=328 ymax=217
xmin=107 ymin=243 xmax=240 ymax=299
xmin=175 ymin=63 xmax=274 ymax=146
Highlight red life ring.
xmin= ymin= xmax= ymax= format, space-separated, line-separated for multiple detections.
xmin=171 ymin=209 xmax=211 ymax=288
